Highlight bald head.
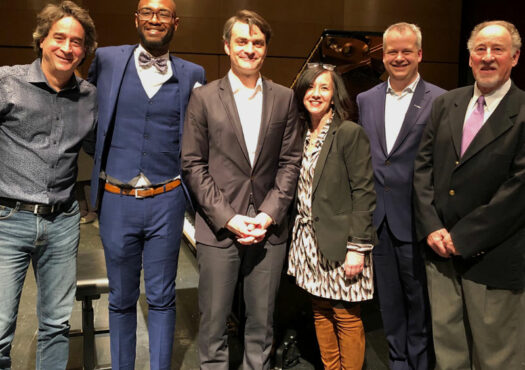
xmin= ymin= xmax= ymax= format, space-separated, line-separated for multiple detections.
xmin=137 ymin=0 xmax=176 ymax=14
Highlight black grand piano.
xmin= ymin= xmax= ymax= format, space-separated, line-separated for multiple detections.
xmin=183 ymin=29 xmax=385 ymax=369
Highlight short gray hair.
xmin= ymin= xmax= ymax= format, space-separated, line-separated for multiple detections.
xmin=467 ymin=20 xmax=521 ymax=53
xmin=383 ymin=22 xmax=422 ymax=50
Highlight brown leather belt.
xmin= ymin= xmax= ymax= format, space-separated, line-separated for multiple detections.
xmin=104 ymin=179 xmax=181 ymax=199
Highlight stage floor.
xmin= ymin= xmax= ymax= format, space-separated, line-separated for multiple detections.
xmin=10 ymin=220 xmax=388 ymax=369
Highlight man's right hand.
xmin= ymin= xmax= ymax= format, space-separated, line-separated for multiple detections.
xmin=427 ymin=228 xmax=451 ymax=258
xmin=226 ymin=215 xmax=266 ymax=245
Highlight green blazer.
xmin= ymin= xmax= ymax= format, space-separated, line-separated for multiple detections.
xmin=310 ymin=119 xmax=377 ymax=262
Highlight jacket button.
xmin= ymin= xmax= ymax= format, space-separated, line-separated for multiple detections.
xmin=455 ymin=161 xmax=459 ymax=166
xmin=314 ymin=217 xmax=319 ymax=222
xmin=449 ymin=189 xmax=455 ymax=196
xmin=385 ymin=160 xmax=391 ymax=166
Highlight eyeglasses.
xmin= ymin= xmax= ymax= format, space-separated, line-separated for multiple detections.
xmin=307 ymin=62 xmax=336 ymax=71
xmin=136 ymin=8 xmax=175 ymax=23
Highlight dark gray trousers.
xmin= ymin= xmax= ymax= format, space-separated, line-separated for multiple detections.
xmin=197 ymin=236 xmax=286 ymax=370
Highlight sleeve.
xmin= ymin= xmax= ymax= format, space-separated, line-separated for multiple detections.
xmin=342 ymin=123 xmax=377 ymax=245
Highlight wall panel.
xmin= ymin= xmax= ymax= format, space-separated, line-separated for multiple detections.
xmin=1 ymin=0 xmax=462 ymax=90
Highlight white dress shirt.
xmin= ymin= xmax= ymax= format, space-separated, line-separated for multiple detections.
xmin=134 ymin=44 xmax=172 ymax=99
xmin=464 ymin=78 xmax=512 ymax=126
xmin=228 ymin=70 xmax=263 ymax=167
xmin=384 ymin=74 xmax=420 ymax=154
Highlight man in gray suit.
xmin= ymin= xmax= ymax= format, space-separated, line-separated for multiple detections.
xmin=181 ymin=9 xmax=302 ymax=370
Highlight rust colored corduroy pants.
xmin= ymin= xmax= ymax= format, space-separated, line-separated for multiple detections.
xmin=311 ymin=296 xmax=365 ymax=370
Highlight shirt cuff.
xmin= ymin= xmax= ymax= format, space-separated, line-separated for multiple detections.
xmin=346 ymin=242 xmax=373 ymax=252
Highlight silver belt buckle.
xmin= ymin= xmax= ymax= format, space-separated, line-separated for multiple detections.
xmin=33 ymin=204 xmax=40 ymax=214
xmin=134 ymin=189 xmax=144 ymax=199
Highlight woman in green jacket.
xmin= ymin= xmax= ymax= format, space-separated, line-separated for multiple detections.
xmin=287 ymin=64 xmax=377 ymax=370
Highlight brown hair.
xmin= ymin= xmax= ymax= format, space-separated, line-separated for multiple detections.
xmin=33 ymin=1 xmax=97 ymax=58
xmin=222 ymin=9 xmax=272 ymax=44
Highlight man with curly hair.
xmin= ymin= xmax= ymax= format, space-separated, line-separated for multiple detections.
xmin=0 ymin=1 xmax=97 ymax=368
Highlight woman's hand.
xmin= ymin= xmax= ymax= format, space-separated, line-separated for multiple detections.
xmin=344 ymin=251 xmax=364 ymax=279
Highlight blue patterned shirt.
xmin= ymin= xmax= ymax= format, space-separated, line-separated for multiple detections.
xmin=0 ymin=59 xmax=97 ymax=205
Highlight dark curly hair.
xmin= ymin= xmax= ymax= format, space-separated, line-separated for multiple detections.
xmin=32 ymin=1 xmax=97 ymax=59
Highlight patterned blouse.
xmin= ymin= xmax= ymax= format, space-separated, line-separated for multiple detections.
xmin=287 ymin=120 xmax=374 ymax=302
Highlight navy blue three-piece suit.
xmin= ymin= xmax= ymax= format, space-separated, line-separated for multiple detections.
xmin=88 ymin=45 xmax=205 ymax=369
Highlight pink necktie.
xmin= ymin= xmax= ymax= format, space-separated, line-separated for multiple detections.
xmin=461 ymin=95 xmax=485 ymax=157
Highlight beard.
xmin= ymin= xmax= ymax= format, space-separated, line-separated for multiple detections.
xmin=138 ymin=26 xmax=174 ymax=53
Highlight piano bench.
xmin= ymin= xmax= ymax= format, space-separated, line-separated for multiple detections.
xmin=70 ymin=249 xmax=111 ymax=370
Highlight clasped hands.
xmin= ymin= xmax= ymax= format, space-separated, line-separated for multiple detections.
xmin=226 ymin=212 xmax=273 ymax=245
xmin=426 ymin=228 xmax=460 ymax=258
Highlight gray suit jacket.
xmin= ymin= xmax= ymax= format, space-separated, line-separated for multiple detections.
xmin=181 ymin=75 xmax=303 ymax=247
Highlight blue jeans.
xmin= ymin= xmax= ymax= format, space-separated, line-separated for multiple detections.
xmin=0 ymin=201 xmax=80 ymax=370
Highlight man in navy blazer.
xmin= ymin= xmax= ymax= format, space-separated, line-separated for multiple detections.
xmin=357 ymin=23 xmax=445 ymax=370
xmin=88 ymin=0 xmax=205 ymax=368
xmin=414 ymin=21 xmax=524 ymax=370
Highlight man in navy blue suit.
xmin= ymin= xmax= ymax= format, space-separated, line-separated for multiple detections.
xmin=88 ymin=0 xmax=205 ymax=368
xmin=357 ymin=23 xmax=445 ymax=370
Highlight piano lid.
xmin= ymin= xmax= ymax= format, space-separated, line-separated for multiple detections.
xmin=292 ymin=29 xmax=385 ymax=121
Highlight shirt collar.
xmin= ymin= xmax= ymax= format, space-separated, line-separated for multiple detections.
xmin=472 ymin=78 xmax=512 ymax=111
xmin=386 ymin=73 xmax=420 ymax=96
xmin=228 ymin=69 xmax=263 ymax=96
xmin=27 ymin=58 xmax=79 ymax=91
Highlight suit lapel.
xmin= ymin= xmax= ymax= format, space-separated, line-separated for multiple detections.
xmin=218 ymin=76 xmax=251 ymax=165
xmin=253 ymin=78 xmax=274 ymax=168
xmin=171 ymin=55 xmax=188 ymax=118
xmin=312 ymin=120 xmax=337 ymax=194
xmin=373 ymin=83 xmax=388 ymax=157
xmin=389 ymin=79 xmax=428 ymax=155
xmin=106 ymin=46 xmax=135 ymax=130
xmin=461 ymin=85 xmax=520 ymax=162
xmin=171 ymin=55 xmax=189 ymax=153
xmin=449 ymin=86 xmax=474 ymax=158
